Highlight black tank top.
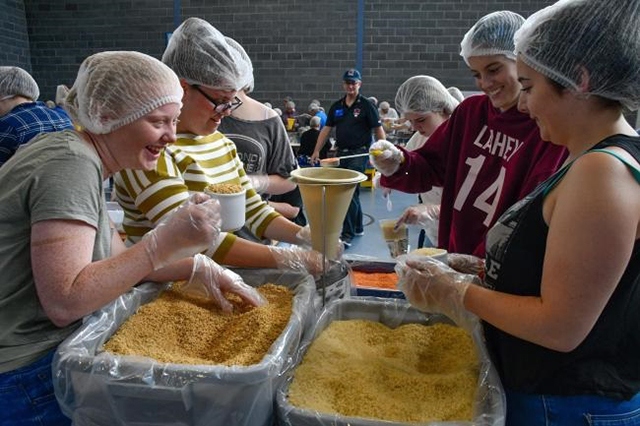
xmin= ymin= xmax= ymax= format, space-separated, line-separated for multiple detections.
xmin=483 ymin=134 xmax=640 ymax=399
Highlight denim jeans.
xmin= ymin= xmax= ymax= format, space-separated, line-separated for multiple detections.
xmin=337 ymin=146 xmax=368 ymax=238
xmin=506 ymin=389 xmax=640 ymax=426
xmin=0 ymin=350 xmax=71 ymax=426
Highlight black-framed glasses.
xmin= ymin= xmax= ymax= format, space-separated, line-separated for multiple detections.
xmin=192 ymin=85 xmax=243 ymax=113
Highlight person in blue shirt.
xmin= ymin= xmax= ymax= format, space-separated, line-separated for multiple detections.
xmin=308 ymin=102 xmax=327 ymax=128
xmin=0 ymin=67 xmax=74 ymax=167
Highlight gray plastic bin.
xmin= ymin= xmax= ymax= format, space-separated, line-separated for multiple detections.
xmin=53 ymin=269 xmax=315 ymax=426
xmin=276 ymin=297 xmax=506 ymax=426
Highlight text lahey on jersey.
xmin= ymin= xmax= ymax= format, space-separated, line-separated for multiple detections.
xmin=472 ymin=125 xmax=523 ymax=161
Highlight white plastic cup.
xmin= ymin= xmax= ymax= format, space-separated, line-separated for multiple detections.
xmin=204 ymin=189 xmax=246 ymax=231
xmin=379 ymin=219 xmax=409 ymax=258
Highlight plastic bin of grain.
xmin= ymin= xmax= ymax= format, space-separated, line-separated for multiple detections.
xmin=276 ymin=297 xmax=506 ymax=426
xmin=52 ymin=269 xmax=315 ymax=426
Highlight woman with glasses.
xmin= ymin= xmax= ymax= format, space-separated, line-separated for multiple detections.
xmin=114 ymin=17 xmax=326 ymax=274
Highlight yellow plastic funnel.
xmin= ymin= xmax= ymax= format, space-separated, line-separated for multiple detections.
xmin=291 ymin=168 xmax=367 ymax=259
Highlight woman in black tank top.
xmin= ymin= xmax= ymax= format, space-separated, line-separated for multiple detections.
xmin=396 ymin=1 xmax=640 ymax=424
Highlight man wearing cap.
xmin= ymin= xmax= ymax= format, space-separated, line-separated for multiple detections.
xmin=311 ymin=68 xmax=385 ymax=247
xmin=0 ymin=67 xmax=73 ymax=167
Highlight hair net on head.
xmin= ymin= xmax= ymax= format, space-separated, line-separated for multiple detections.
xmin=0 ymin=66 xmax=39 ymax=101
xmin=448 ymin=87 xmax=465 ymax=103
xmin=225 ymin=36 xmax=254 ymax=93
xmin=162 ymin=17 xmax=247 ymax=91
xmin=460 ymin=11 xmax=525 ymax=66
xmin=395 ymin=75 xmax=462 ymax=116
xmin=64 ymin=51 xmax=183 ymax=134
xmin=379 ymin=101 xmax=390 ymax=110
xmin=515 ymin=0 xmax=640 ymax=110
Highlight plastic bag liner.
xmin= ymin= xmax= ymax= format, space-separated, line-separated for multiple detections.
xmin=276 ymin=297 xmax=506 ymax=426
xmin=53 ymin=269 xmax=316 ymax=426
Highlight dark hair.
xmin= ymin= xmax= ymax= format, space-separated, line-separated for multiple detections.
xmin=545 ymin=75 xmax=622 ymax=111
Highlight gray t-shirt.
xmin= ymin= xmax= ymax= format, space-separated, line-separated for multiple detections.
xmin=218 ymin=115 xmax=297 ymax=177
xmin=0 ymin=130 xmax=111 ymax=372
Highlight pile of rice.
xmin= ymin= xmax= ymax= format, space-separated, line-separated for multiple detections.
xmin=103 ymin=283 xmax=292 ymax=366
xmin=288 ymin=319 xmax=478 ymax=422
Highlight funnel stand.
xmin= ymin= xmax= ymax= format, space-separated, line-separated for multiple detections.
xmin=321 ymin=185 xmax=327 ymax=306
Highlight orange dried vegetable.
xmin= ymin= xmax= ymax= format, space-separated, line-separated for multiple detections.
xmin=351 ymin=271 xmax=397 ymax=290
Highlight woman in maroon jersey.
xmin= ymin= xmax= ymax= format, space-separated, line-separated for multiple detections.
xmin=370 ymin=11 xmax=568 ymax=260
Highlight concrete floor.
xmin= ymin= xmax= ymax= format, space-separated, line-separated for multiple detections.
xmin=343 ymin=186 xmax=427 ymax=261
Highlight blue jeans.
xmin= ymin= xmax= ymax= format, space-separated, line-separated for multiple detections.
xmin=0 ymin=350 xmax=71 ymax=426
xmin=337 ymin=147 xmax=368 ymax=238
xmin=506 ymin=389 xmax=640 ymax=426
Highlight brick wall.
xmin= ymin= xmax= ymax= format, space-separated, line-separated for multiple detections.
xmin=18 ymin=0 xmax=555 ymax=108
xmin=0 ymin=0 xmax=31 ymax=71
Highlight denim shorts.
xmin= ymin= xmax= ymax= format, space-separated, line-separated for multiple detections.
xmin=506 ymin=389 xmax=640 ymax=426
xmin=0 ymin=350 xmax=71 ymax=426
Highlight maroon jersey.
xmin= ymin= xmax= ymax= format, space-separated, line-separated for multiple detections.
xmin=381 ymin=94 xmax=568 ymax=257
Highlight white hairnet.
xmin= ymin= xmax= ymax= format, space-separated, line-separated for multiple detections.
xmin=460 ymin=11 xmax=525 ymax=66
xmin=162 ymin=17 xmax=247 ymax=91
xmin=395 ymin=75 xmax=462 ymax=116
xmin=225 ymin=36 xmax=254 ymax=93
xmin=65 ymin=51 xmax=183 ymax=134
xmin=515 ymin=0 xmax=640 ymax=111
xmin=448 ymin=87 xmax=465 ymax=103
xmin=0 ymin=66 xmax=39 ymax=101
xmin=379 ymin=101 xmax=390 ymax=110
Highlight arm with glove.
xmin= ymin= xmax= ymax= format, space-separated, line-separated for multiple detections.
xmin=179 ymin=254 xmax=267 ymax=313
xmin=395 ymin=253 xmax=482 ymax=329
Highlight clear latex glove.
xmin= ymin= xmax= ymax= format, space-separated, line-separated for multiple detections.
xmin=294 ymin=225 xmax=312 ymax=248
xmin=180 ymin=254 xmax=267 ymax=313
xmin=395 ymin=253 xmax=481 ymax=327
xmin=397 ymin=203 xmax=440 ymax=228
xmin=142 ymin=193 xmax=221 ymax=270
xmin=268 ymin=246 xmax=334 ymax=278
xmin=447 ymin=253 xmax=485 ymax=277
xmin=55 ymin=85 xmax=69 ymax=105
xmin=248 ymin=174 xmax=270 ymax=194
xmin=369 ymin=140 xmax=404 ymax=176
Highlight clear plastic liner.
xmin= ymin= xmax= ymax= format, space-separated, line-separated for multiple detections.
xmin=276 ymin=297 xmax=506 ymax=426
xmin=53 ymin=269 xmax=316 ymax=426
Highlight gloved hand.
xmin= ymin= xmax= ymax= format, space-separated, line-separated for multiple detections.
xmin=180 ymin=254 xmax=267 ymax=313
xmin=395 ymin=253 xmax=481 ymax=327
xmin=248 ymin=174 xmax=270 ymax=194
xmin=294 ymin=225 xmax=312 ymax=248
xmin=397 ymin=203 xmax=440 ymax=228
xmin=369 ymin=140 xmax=404 ymax=176
xmin=55 ymin=85 xmax=69 ymax=106
xmin=447 ymin=253 xmax=485 ymax=277
xmin=268 ymin=246 xmax=334 ymax=277
xmin=142 ymin=193 xmax=221 ymax=270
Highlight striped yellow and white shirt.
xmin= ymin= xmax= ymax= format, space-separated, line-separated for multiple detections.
xmin=113 ymin=131 xmax=279 ymax=260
